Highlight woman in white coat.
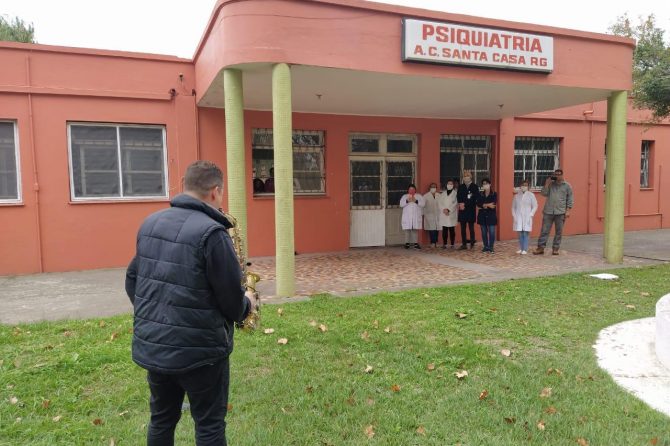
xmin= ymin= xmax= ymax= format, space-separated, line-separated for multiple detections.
xmin=400 ymin=183 xmax=425 ymax=249
xmin=511 ymin=179 xmax=539 ymax=254
xmin=423 ymin=182 xmax=441 ymax=248
xmin=438 ymin=178 xmax=459 ymax=248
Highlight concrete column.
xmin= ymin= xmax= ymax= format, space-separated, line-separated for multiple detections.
xmin=604 ymin=91 xmax=627 ymax=263
xmin=272 ymin=63 xmax=295 ymax=296
xmin=223 ymin=69 xmax=248 ymax=258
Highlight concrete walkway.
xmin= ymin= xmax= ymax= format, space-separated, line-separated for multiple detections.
xmin=1 ymin=229 xmax=668 ymax=325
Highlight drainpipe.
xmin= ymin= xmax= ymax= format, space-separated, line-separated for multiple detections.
xmin=583 ymin=105 xmax=594 ymax=234
xmin=26 ymin=55 xmax=44 ymax=273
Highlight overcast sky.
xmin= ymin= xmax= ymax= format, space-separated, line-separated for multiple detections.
xmin=1 ymin=0 xmax=669 ymax=58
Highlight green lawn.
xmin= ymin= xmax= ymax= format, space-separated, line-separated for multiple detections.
xmin=2 ymin=264 xmax=670 ymax=445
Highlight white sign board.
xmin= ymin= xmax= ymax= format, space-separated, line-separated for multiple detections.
xmin=402 ymin=18 xmax=554 ymax=73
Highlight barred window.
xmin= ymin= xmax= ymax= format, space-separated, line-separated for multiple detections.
xmin=641 ymin=140 xmax=652 ymax=188
xmin=252 ymin=129 xmax=325 ymax=195
xmin=440 ymin=135 xmax=491 ymax=187
xmin=514 ymin=137 xmax=560 ymax=189
xmin=0 ymin=121 xmax=20 ymax=202
xmin=68 ymin=124 xmax=168 ymax=200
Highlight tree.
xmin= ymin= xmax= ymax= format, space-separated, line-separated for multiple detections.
xmin=610 ymin=14 xmax=670 ymax=121
xmin=0 ymin=15 xmax=35 ymax=44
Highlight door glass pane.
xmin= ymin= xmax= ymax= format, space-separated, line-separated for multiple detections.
xmin=440 ymin=152 xmax=461 ymax=188
xmin=386 ymin=161 xmax=413 ymax=208
xmin=351 ymin=161 xmax=381 ymax=208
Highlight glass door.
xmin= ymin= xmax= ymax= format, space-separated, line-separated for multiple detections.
xmin=349 ymin=159 xmax=385 ymax=247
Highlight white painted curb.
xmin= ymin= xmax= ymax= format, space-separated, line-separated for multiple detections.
xmin=656 ymin=293 xmax=670 ymax=370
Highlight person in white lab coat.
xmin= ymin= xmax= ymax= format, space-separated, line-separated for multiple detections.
xmin=438 ymin=178 xmax=459 ymax=248
xmin=423 ymin=182 xmax=441 ymax=248
xmin=400 ymin=183 xmax=425 ymax=249
xmin=511 ymin=179 xmax=539 ymax=254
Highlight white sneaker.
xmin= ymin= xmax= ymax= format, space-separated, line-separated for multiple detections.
xmin=521 ymin=250 xmax=528 ymax=255
xmin=516 ymin=250 xmax=522 ymax=254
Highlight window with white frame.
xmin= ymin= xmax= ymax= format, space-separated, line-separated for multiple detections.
xmin=514 ymin=137 xmax=560 ymax=189
xmin=251 ymin=129 xmax=325 ymax=195
xmin=440 ymin=135 xmax=491 ymax=187
xmin=68 ymin=124 xmax=168 ymax=200
xmin=641 ymin=140 xmax=652 ymax=188
xmin=0 ymin=121 xmax=20 ymax=203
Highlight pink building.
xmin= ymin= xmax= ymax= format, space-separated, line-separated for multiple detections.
xmin=1 ymin=0 xmax=667 ymax=283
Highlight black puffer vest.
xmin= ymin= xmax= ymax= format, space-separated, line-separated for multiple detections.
xmin=131 ymin=194 xmax=235 ymax=374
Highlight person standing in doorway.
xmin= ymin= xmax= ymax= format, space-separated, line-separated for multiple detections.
xmin=423 ymin=182 xmax=441 ymax=248
xmin=533 ymin=168 xmax=574 ymax=255
xmin=476 ymin=178 xmax=497 ymax=253
xmin=457 ymin=170 xmax=479 ymax=249
xmin=512 ymin=179 xmax=538 ymax=255
xmin=400 ymin=183 xmax=425 ymax=249
xmin=125 ymin=161 xmax=256 ymax=446
xmin=438 ymin=178 xmax=458 ymax=248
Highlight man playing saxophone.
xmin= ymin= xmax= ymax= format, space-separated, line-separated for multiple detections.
xmin=125 ymin=160 xmax=257 ymax=446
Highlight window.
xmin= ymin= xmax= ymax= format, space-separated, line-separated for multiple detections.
xmin=514 ymin=137 xmax=560 ymax=189
xmin=641 ymin=140 xmax=653 ymax=188
xmin=252 ymin=129 xmax=326 ymax=195
xmin=68 ymin=123 xmax=168 ymax=200
xmin=440 ymin=135 xmax=491 ymax=186
xmin=0 ymin=121 xmax=20 ymax=203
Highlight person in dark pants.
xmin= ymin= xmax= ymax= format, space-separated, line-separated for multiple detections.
xmin=533 ymin=168 xmax=574 ymax=255
xmin=125 ymin=160 xmax=256 ymax=446
xmin=476 ymin=178 xmax=498 ymax=253
xmin=457 ymin=170 xmax=479 ymax=249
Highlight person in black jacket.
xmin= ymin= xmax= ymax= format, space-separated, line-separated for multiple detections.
xmin=457 ymin=170 xmax=479 ymax=249
xmin=476 ymin=178 xmax=498 ymax=253
xmin=125 ymin=160 xmax=255 ymax=446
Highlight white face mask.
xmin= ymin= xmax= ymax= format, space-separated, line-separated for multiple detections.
xmin=463 ymin=177 xmax=472 ymax=184
xmin=446 ymin=184 xmax=454 ymax=191
xmin=520 ymin=186 xmax=528 ymax=193
xmin=430 ymin=187 xmax=437 ymax=193
xmin=482 ymin=184 xmax=491 ymax=191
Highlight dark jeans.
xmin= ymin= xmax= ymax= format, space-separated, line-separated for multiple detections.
xmin=537 ymin=213 xmax=566 ymax=249
xmin=442 ymin=226 xmax=456 ymax=246
xmin=427 ymin=230 xmax=439 ymax=244
xmin=480 ymin=225 xmax=496 ymax=251
xmin=460 ymin=221 xmax=476 ymax=246
xmin=147 ymin=358 xmax=229 ymax=446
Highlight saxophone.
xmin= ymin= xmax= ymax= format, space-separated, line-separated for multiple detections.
xmin=222 ymin=211 xmax=261 ymax=331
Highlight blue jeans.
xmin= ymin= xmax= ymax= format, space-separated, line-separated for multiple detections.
xmin=518 ymin=231 xmax=530 ymax=251
xmin=480 ymin=225 xmax=496 ymax=251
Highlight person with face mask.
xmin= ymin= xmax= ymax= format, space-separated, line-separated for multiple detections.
xmin=423 ymin=182 xmax=441 ymax=248
xmin=512 ymin=179 xmax=538 ymax=254
xmin=438 ymin=179 xmax=458 ymax=248
xmin=457 ymin=170 xmax=479 ymax=249
xmin=400 ymin=183 xmax=426 ymax=249
xmin=476 ymin=178 xmax=498 ymax=253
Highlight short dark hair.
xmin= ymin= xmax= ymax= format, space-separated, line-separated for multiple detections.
xmin=184 ymin=161 xmax=224 ymax=196
xmin=481 ymin=177 xmax=491 ymax=185
xmin=555 ymin=168 xmax=563 ymax=175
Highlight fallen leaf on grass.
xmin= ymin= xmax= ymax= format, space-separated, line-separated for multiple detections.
xmin=650 ymin=437 xmax=658 ymax=445
xmin=364 ymin=365 xmax=374 ymax=374
xmin=455 ymin=313 xmax=468 ymax=319
xmin=390 ymin=384 xmax=401 ymax=392
xmin=13 ymin=359 xmax=22 ymax=368
xmin=479 ymin=390 xmax=489 ymax=400
xmin=318 ymin=324 xmax=328 ymax=332
xmin=263 ymin=328 xmax=275 ymax=334
xmin=504 ymin=417 xmax=516 ymax=424
xmin=455 ymin=370 xmax=468 ymax=380
xmin=372 ymin=320 xmax=379 ymax=328
xmin=623 ymin=290 xmax=631 ymax=294
xmin=641 ymin=292 xmax=650 ymax=297
xmin=227 ymin=403 xmax=233 ymax=411
xmin=546 ymin=368 xmax=563 ymax=376
xmin=92 ymin=418 xmax=103 ymax=426
xmin=540 ymin=387 xmax=552 ymax=398
xmin=364 ymin=425 xmax=375 ymax=439
xmin=625 ymin=304 xmax=636 ymax=310
xmin=366 ymin=398 xmax=375 ymax=405
xmin=416 ymin=425 xmax=426 ymax=435
xmin=63 ymin=331 xmax=73 ymax=337
xmin=500 ymin=349 xmax=512 ymax=357
xmin=383 ymin=326 xmax=391 ymax=333
xmin=277 ymin=308 xmax=284 ymax=316
xmin=277 ymin=338 xmax=288 ymax=345
xmin=110 ymin=332 xmax=119 ymax=341
xmin=537 ymin=420 xmax=546 ymax=431
xmin=545 ymin=406 xmax=557 ymax=414
xmin=577 ymin=438 xmax=589 ymax=446
xmin=52 ymin=416 xmax=62 ymax=422
xmin=109 ymin=438 xmax=116 ymax=446
xmin=42 ymin=399 xmax=50 ymax=409
xmin=118 ymin=410 xmax=129 ymax=418
xmin=361 ymin=331 xmax=370 ymax=340
xmin=9 ymin=396 xmax=18 ymax=405
xmin=99 ymin=321 xmax=106 ymax=328
xmin=427 ymin=363 xmax=435 ymax=371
